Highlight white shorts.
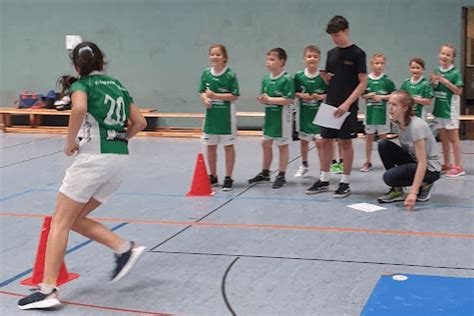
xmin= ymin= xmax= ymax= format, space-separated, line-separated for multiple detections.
xmin=59 ymin=153 xmax=129 ymax=203
xmin=201 ymin=133 xmax=236 ymax=146
xmin=298 ymin=132 xmax=321 ymax=142
xmin=365 ymin=124 xmax=390 ymax=135
xmin=263 ymin=135 xmax=291 ymax=146
xmin=435 ymin=117 xmax=459 ymax=130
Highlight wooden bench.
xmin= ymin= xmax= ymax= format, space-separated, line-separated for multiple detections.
xmin=0 ymin=107 xmax=266 ymax=137
xmin=1 ymin=107 xmax=473 ymax=138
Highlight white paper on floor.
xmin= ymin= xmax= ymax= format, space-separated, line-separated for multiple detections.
xmin=348 ymin=202 xmax=386 ymax=212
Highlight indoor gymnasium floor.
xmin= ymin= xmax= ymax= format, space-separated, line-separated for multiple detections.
xmin=1 ymin=133 xmax=473 ymax=315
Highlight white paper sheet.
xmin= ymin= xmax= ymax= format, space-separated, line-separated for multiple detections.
xmin=347 ymin=202 xmax=386 ymax=213
xmin=312 ymin=102 xmax=350 ymax=130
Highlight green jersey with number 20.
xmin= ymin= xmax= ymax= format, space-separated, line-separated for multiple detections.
xmin=70 ymin=73 xmax=133 ymax=154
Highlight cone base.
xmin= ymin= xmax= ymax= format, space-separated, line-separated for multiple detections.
xmin=21 ymin=273 xmax=80 ymax=287
xmin=186 ymin=190 xmax=215 ymax=197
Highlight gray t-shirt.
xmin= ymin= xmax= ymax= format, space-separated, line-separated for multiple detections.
xmin=392 ymin=116 xmax=441 ymax=172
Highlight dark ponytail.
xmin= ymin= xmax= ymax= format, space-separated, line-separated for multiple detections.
xmin=70 ymin=42 xmax=107 ymax=77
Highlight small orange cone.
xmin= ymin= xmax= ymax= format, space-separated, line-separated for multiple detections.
xmin=21 ymin=216 xmax=79 ymax=287
xmin=186 ymin=153 xmax=214 ymax=196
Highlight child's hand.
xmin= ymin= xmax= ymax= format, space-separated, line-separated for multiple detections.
xmin=372 ymin=94 xmax=383 ymax=102
xmin=257 ymin=94 xmax=269 ymax=104
xmin=311 ymin=93 xmax=323 ymax=101
xmin=203 ymin=98 xmax=212 ymax=108
xmin=205 ymin=89 xmax=216 ymax=99
xmin=300 ymin=93 xmax=312 ymax=101
xmin=363 ymin=92 xmax=375 ymax=100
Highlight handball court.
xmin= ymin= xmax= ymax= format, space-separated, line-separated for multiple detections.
xmin=0 ymin=133 xmax=473 ymax=315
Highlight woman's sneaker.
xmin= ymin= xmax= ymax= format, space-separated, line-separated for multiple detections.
xmin=360 ymin=162 xmax=372 ymax=172
xmin=110 ymin=242 xmax=146 ymax=283
xmin=378 ymin=187 xmax=404 ymax=203
xmin=417 ymin=182 xmax=435 ymax=202
xmin=209 ymin=175 xmax=219 ymax=187
xmin=305 ymin=180 xmax=329 ymax=194
xmin=446 ymin=166 xmax=465 ymax=178
xmin=222 ymin=177 xmax=233 ymax=192
xmin=18 ymin=287 xmax=61 ymax=310
xmin=294 ymin=165 xmax=309 ymax=178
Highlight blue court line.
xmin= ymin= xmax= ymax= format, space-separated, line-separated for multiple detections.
xmin=0 ymin=189 xmax=35 ymax=202
xmin=0 ymin=222 xmax=128 ymax=288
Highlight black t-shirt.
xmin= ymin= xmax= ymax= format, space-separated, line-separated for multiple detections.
xmin=325 ymin=44 xmax=367 ymax=111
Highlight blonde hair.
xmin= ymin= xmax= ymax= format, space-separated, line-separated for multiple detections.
xmin=304 ymin=45 xmax=321 ymax=56
xmin=441 ymin=44 xmax=456 ymax=59
xmin=371 ymin=53 xmax=386 ymax=61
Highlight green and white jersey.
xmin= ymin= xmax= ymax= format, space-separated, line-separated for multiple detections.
xmin=294 ymin=69 xmax=327 ymax=134
xmin=70 ymin=72 xmax=133 ymax=154
xmin=432 ymin=65 xmax=463 ymax=119
xmin=400 ymin=77 xmax=434 ymax=118
xmin=261 ymin=71 xmax=294 ymax=138
xmin=199 ymin=66 xmax=239 ymax=135
xmin=365 ymin=73 xmax=395 ymax=125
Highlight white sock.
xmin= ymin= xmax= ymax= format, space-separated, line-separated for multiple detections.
xmin=341 ymin=174 xmax=350 ymax=184
xmin=115 ymin=241 xmax=132 ymax=254
xmin=38 ymin=283 xmax=56 ymax=295
xmin=320 ymin=171 xmax=330 ymax=182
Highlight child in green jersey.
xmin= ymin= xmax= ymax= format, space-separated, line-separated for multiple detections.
xmin=199 ymin=44 xmax=240 ymax=191
xmin=430 ymin=44 xmax=465 ymax=177
xmin=400 ymin=58 xmax=434 ymax=120
xmin=248 ymin=48 xmax=295 ymax=189
xmin=360 ymin=53 xmax=395 ymax=172
xmin=18 ymin=42 xmax=147 ymax=311
xmin=294 ymin=45 xmax=327 ymax=179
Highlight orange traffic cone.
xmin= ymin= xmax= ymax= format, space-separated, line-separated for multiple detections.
xmin=21 ymin=216 xmax=79 ymax=287
xmin=186 ymin=153 xmax=214 ymax=196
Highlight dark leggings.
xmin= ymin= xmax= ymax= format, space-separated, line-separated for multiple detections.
xmin=378 ymin=139 xmax=440 ymax=187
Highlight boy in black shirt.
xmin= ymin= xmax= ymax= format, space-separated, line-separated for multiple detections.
xmin=305 ymin=15 xmax=367 ymax=198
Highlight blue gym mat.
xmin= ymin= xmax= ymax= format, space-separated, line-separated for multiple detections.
xmin=361 ymin=273 xmax=474 ymax=316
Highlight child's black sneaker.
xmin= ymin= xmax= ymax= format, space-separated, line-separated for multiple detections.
xmin=18 ymin=287 xmax=61 ymax=310
xmin=222 ymin=177 xmax=233 ymax=192
xmin=272 ymin=175 xmax=287 ymax=189
xmin=248 ymin=172 xmax=270 ymax=184
xmin=334 ymin=183 xmax=351 ymax=198
xmin=209 ymin=175 xmax=218 ymax=187
xmin=110 ymin=242 xmax=146 ymax=283
xmin=305 ymin=180 xmax=329 ymax=195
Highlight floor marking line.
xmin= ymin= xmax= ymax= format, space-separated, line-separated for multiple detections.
xmin=152 ymin=250 xmax=474 ymax=271
xmin=0 ymin=290 xmax=171 ymax=315
xmin=1 ymin=212 xmax=474 ymax=239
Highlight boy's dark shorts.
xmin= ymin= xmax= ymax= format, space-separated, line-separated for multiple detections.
xmin=320 ymin=110 xmax=358 ymax=139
